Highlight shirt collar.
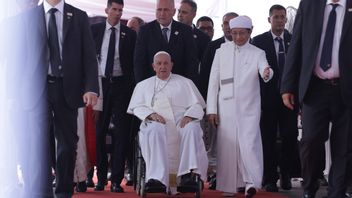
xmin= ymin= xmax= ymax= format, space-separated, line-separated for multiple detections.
xmin=44 ymin=0 xmax=64 ymax=14
xmin=105 ymin=20 xmax=120 ymax=31
xmin=270 ymin=30 xmax=284 ymax=41
xmin=326 ymin=0 xmax=345 ymax=8
xmin=160 ymin=21 xmax=172 ymax=31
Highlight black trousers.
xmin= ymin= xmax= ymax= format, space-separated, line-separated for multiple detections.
xmin=260 ymin=94 xmax=299 ymax=185
xmin=47 ymin=78 xmax=78 ymax=197
xmin=300 ymin=76 xmax=351 ymax=197
xmin=96 ymin=77 xmax=132 ymax=184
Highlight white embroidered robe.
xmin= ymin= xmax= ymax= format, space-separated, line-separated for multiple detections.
xmin=207 ymin=41 xmax=273 ymax=192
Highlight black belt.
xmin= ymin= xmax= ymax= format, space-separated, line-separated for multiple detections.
xmin=313 ymin=75 xmax=339 ymax=86
xmin=47 ymin=75 xmax=63 ymax=83
xmin=103 ymin=76 xmax=124 ymax=83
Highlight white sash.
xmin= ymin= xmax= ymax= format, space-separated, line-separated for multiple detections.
xmin=219 ymin=44 xmax=235 ymax=99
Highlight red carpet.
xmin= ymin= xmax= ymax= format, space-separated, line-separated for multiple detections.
xmin=73 ymin=181 xmax=288 ymax=198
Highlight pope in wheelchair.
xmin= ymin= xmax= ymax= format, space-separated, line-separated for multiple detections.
xmin=127 ymin=51 xmax=208 ymax=194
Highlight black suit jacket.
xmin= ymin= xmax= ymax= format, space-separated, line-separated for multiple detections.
xmin=281 ymin=0 xmax=352 ymax=106
xmin=192 ymin=25 xmax=211 ymax=62
xmin=133 ymin=20 xmax=198 ymax=83
xmin=199 ymin=36 xmax=225 ymax=99
xmin=21 ymin=4 xmax=99 ymax=110
xmin=91 ymin=22 xmax=136 ymax=87
xmin=252 ymin=30 xmax=291 ymax=109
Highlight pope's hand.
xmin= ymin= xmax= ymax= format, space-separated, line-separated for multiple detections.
xmin=148 ymin=113 xmax=166 ymax=124
xmin=180 ymin=116 xmax=193 ymax=128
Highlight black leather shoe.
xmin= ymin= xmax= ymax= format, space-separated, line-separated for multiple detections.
xmin=302 ymin=191 xmax=316 ymax=198
xmin=145 ymin=179 xmax=166 ymax=192
xmin=245 ymin=187 xmax=256 ymax=198
xmin=75 ymin=181 xmax=87 ymax=192
xmin=280 ymin=176 xmax=292 ymax=190
xmin=207 ymin=173 xmax=216 ymax=182
xmin=86 ymin=178 xmax=95 ymax=188
xmin=180 ymin=173 xmax=198 ymax=186
xmin=264 ymin=183 xmax=279 ymax=192
xmin=110 ymin=183 xmax=124 ymax=193
xmin=209 ymin=177 xmax=216 ymax=190
xmin=94 ymin=182 xmax=105 ymax=191
xmin=125 ymin=173 xmax=133 ymax=186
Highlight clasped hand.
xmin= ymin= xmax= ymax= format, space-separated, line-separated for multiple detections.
xmin=148 ymin=113 xmax=193 ymax=128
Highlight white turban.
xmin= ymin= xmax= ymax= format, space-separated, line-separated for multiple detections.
xmin=229 ymin=15 xmax=252 ymax=29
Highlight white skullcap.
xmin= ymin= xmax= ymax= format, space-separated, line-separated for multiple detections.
xmin=229 ymin=15 xmax=252 ymax=29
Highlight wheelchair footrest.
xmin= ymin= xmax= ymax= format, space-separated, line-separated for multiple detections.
xmin=145 ymin=186 xmax=166 ymax=193
xmin=177 ymin=185 xmax=199 ymax=193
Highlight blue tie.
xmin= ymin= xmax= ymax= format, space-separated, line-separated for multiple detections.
xmin=48 ymin=8 xmax=62 ymax=77
xmin=162 ymin=27 xmax=168 ymax=43
xmin=275 ymin=37 xmax=285 ymax=89
xmin=275 ymin=37 xmax=285 ymax=72
xmin=105 ymin=27 xmax=116 ymax=77
xmin=320 ymin=4 xmax=338 ymax=71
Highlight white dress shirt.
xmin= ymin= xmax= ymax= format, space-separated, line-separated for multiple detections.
xmin=159 ymin=22 xmax=172 ymax=42
xmin=271 ymin=31 xmax=285 ymax=63
xmin=99 ymin=21 xmax=123 ymax=77
xmin=315 ymin=0 xmax=346 ymax=79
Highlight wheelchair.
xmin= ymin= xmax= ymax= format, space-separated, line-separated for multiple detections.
xmin=133 ymin=134 xmax=203 ymax=198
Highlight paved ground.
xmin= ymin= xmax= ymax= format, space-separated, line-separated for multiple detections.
xmin=278 ymin=178 xmax=328 ymax=198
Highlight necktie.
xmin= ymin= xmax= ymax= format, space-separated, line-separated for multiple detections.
xmin=162 ymin=27 xmax=169 ymax=43
xmin=320 ymin=4 xmax=338 ymax=71
xmin=275 ymin=37 xmax=285 ymax=89
xmin=48 ymin=8 xmax=62 ymax=77
xmin=275 ymin=37 xmax=285 ymax=72
xmin=105 ymin=27 xmax=116 ymax=77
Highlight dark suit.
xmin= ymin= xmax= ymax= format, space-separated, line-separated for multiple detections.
xmin=134 ymin=20 xmax=198 ymax=83
xmin=191 ymin=25 xmax=211 ymax=89
xmin=252 ymin=30 xmax=299 ymax=186
xmin=192 ymin=25 xmax=211 ymax=68
xmin=21 ymin=3 xmax=99 ymax=198
xmin=91 ymin=22 xmax=136 ymax=186
xmin=281 ymin=0 xmax=352 ymax=197
xmin=199 ymin=36 xmax=225 ymax=99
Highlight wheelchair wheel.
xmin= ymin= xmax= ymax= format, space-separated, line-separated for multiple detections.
xmin=140 ymin=178 xmax=146 ymax=197
xmin=135 ymin=135 xmax=147 ymax=197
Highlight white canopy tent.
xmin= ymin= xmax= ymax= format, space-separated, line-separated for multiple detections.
xmin=0 ymin=0 xmax=299 ymax=38
xmin=65 ymin=0 xmax=300 ymax=38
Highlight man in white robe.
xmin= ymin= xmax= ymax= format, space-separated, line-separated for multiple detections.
xmin=207 ymin=16 xmax=273 ymax=197
xmin=127 ymin=51 xmax=208 ymax=191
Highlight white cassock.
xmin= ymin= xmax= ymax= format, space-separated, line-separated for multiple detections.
xmin=127 ymin=74 xmax=208 ymax=187
xmin=207 ymin=41 xmax=273 ymax=193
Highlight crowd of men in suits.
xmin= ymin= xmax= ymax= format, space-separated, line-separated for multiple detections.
xmin=2 ymin=0 xmax=352 ymax=197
